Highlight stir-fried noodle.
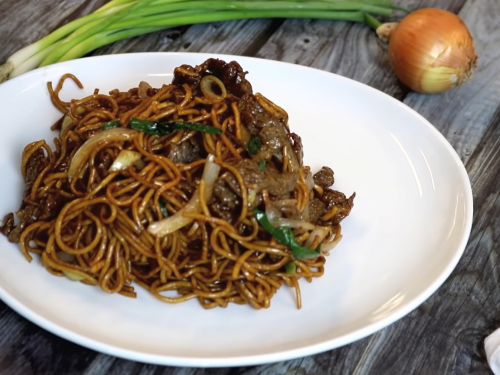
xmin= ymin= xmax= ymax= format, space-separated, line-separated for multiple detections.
xmin=1 ymin=59 xmax=354 ymax=309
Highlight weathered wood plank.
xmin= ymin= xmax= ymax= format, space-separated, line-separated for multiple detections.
xmin=0 ymin=0 xmax=107 ymax=64
xmin=0 ymin=0 xmax=498 ymax=374
xmin=403 ymin=0 xmax=500 ymax=164
xmin=255 ymin=18 xmax=408 ymax=98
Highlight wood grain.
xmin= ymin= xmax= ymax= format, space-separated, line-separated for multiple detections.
xmin=0 ymin=0 xmax=499 ymax=373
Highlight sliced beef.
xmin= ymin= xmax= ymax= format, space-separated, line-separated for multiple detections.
xmin=197 ymin=59 xmax=253 ymax=98
xmin=172 ymin=59 xmax=253 ymax=98
xmin=237 ymin=94 xmax=301 ymax=171
xmin=289 ymin=132 xmax=304 ymax=167
xmin=1 ymin=148 xmax=48 ymax=242
xmin=235 ymin=158 xmax=297 ymax=197
xmin=167 ymin=138 xmax=202 ymax=164
xmin=237 ymin=94 xmax=283 ymax=136
xmin=308 ymin=198 xmax=326 ymax=224
xmin=1 ymin=146 xmax=70 ymax=243
xmin=172 ymin=64 xmax=200 ymax=86
xmin=316 ymin=189 xmax=356 ymax=226
xmin=210 ymin=178 xmax=241 ymax=222
xmin=313 ymin=166 xmax=335 ymax=188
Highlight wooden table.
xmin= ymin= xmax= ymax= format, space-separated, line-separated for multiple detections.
xmin=1 ymin=0 xmax=499 ymax=374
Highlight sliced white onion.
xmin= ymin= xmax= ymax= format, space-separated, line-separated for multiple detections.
xmin=138 ymin=81 xmax=152 ymax=99
xmin=61 ymin=114 xmax=73 ymax=134
xmin=148 ymin=154 xmax=220 ymax=237
xmin=320 ymin=232 xmax=343 ymax=252
xmin=304 ymin=226 xmax=329 ymax=248
xmin=200 ymin=75 xmax=227 ymax=101
xmin=273 ymin=218 xmax=315 ymax=230
xmin=304 ymin=169 xmax=315 ymax=191
xmin=68 ymin=128 xmax=138 ymax=182
xmin=57 ymin=252 xmax=85 ymax=281
xmin=62 ymin=271 xmax=86 ymax=281
xmin=109 ymin=150 xmax=142 ymax=172
xmin=247 ymin=189 xmax=256 ymax=206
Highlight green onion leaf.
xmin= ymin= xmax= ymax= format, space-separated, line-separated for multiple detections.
xmin=258 ymin=159 xmax=266 ymax=172
xmin=173 ymin=121 xmax=223 ymax=134
xmin=102 ymin=120 xmax=120 ymax=130
xmin=247 ymin=136 xmax=261 ymax=156
xmin=129 ymin=117 xmax=222 ymax=135
xmin=159 ymin=197 xmax=169 ymax=218
xmin=285 ymin=261 xmax=297 ymax=275
xmin=253 ymin=209 xmax=321 ymax=260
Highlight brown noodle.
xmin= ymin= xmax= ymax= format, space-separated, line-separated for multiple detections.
xmin=1 ymin=60 xmax=353 ymax=310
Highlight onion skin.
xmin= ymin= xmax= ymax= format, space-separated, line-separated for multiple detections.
xmin=382 ymin=8 xmax=477 ymax=94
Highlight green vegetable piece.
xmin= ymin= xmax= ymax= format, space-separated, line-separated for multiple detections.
xmin=253 ymin=209 xmax=321 ymax=260
xmin=247 ymin=136 xmax=261 ymax=156
xmin=258 ymin=159 xmax=266 ymax=172
xmin=129 ymin=118 xmax=222 ymax=135
xmin=159 ymin=197 xmax=169 ymax=218
xmin=102 ymin=120 xmax=120 ymax=130
xmin=285 ymin=261 xmax=297 ymax=275
xmin=173 ymin=121 xmax=223 ymax=134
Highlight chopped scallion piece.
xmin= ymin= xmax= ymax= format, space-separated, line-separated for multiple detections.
xmin=285 ymin=261 xmax=297 ymax=275
xmin=159 ymin=197 xmax=169 ymax=218
xmin=247 ymin=136 xmax=261 ymax=156
xmin=258 ymin=159 xmax=266 ymax=172
xmin=253 ymin=209 xmax=321 ymax=260
xmin=102 ymin=120 xmax=120 ymax=130
xmin=129 ymin=118 xmax=222 ymax=135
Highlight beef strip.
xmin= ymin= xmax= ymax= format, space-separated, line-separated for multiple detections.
xmin=235 ymin=158 xmax=297 ymax=197
xmin=1 ymin=148 xmax=49 ymax=242
xmin=314 ymin=189 xmax=356 ymax=226
xmin=167 ymin=138 xmax=203 ymax=164
xmin=308 ymin=198 xmax=326 ymax=225
xmin=172 ymin=59 xmax=253 ymax=98
xmin=237 ymin=94 xmax=301 ymax=171
xmin=313 ymin=166 xmax=335 ymax=188
xmin=289 ymin=132 xmax=304 ymax=167
xmin=210 ymin=178 xmax=241 ymax=222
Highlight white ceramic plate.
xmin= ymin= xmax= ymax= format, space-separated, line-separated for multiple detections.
xmin=0 ymin=53 xmax=472 ymax=367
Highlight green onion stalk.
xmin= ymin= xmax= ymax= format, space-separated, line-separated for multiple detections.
xmin=0 ymin=0 xmax=405 ymax=82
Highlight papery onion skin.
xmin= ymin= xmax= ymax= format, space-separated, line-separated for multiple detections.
xmin=385 ymin=8 xmax=477 ymax=94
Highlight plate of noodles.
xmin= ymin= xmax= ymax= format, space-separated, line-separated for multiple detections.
xmin=0 ymin=53 xmax=472 ymax=366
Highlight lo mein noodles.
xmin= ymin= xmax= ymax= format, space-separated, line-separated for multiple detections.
xmin=1 ymin=59 xmax=354 ymax=309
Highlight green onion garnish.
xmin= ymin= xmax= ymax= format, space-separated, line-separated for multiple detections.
xmin=159 ymin=197 xmax=169 ymax=218
xmin=285 ymin=261 xmax=297 ymax=275
xmin=257 ymin=159 xmax=266 ymax=172
xmin=102 ymin=120 xmax=120 ymax=130
xmin=253 ymin=209 xmax=321 ymax=260
xmin=129 ymin=118 xmax=222 ymax=135
xmin=247 ymin=136 xmax=261 ymax=156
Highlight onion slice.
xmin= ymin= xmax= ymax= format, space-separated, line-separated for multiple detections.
xmin=200 ymin=75 xmax=227 ymax=102
xmin=272 ymin=218 xmax=315 ymax=231
xmin=68 ymin=128 xmax=138 ymax=181
xmin=60 ymin=114 xmax=73 ymax=134
xmin=148 ymin=154 xmax=220 ymax=237
xmin=305 ymin=226 xmax=329 ymax=248
xmin=109 ymin=150 xmax=142 ymax=172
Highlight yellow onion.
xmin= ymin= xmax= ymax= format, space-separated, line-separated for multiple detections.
xmin=377 ymin=8 xmax=477 ymax=94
